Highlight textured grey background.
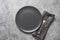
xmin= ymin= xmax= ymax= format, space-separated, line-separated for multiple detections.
xmin=0 ymin=0 xmax=60 ymax=40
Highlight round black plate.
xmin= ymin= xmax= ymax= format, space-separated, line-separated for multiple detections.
xmin=15 ymin=6 xmax=42 ymax=33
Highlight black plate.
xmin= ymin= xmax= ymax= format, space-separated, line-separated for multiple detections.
xmin=15 ymin=6 xmax=42 ymax=33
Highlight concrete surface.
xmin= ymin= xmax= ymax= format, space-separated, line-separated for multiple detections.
xmin=0 ymin=0 xmax=60 ymax=40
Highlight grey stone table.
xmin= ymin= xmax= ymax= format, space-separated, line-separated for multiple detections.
xmin=0 ymin=0 xmax=60 ymax=40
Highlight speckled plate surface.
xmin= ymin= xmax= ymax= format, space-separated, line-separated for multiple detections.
xmin=15 ymin=6 xmax=42 ymax=33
